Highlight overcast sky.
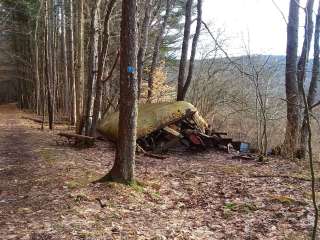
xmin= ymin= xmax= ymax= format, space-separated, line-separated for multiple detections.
xmin=202 ymin=0 xmax=315 ymax=56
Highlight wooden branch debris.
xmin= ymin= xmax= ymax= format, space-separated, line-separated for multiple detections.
xmin=22 ymin=116 xmax=67 ymax=125
xmin=248 ymin=174 xmax=315 ymax=182
xmin=137 ymin=144 xmax=167 ymax=159
xmin=57 ymin=132 xmax=95 ymax=147
xmin=22 ymin=116 xmax=43 ymax=124
xmin=163 ymin=126 xmax=184 ymax=138
xmin=95 ymin=198 xmax=107 ymax=208
xmin=231 ymin=154 xmax=256 ymax=161
xmin=98 ymin=102 xmax=250 ymax=155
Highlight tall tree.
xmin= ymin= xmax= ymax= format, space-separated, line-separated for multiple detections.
xmin=84 ymin=0 xmax=102 ymax=135
xmin=147 ymin=0 xmax=172 ymax=102
xmin=61 ymin=0 xmax=69 ymax=117
xmin=300 ymin=4 xmax=320 ymax=239
xmin=177 ymin=0 xmax=193 ymax=101
xmin=99 ymin=0 xmax=138 ymax=183
xmin=67 ymin=0 xmax=76 ymax=124
xmin=296 ymin=0 xmax=315 ymax=157
xmin=300 ymin=2 xmax=320 ymax=158
xmin=137 ymin=0 xmax=152 ymax=97
xmin=283 ymin=0 xmax=300 ymax=158
xmin=297 ymin=0 xmax=315 ymax=95
xmin=44 ymin=0 xmax=54 ymax=130
xmin=181 ymin=0 xmax=202 ymax=100
xmin=75 ymin=0 xmax=85 ymax=134
xmin=90 ymin=0 xmax=118 ymax=136
xmin=33 ymin=0 xmax=43 ymax=115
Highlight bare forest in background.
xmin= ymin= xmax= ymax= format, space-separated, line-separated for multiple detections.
xmin=2 ymin=0 xmax=320 ymax=239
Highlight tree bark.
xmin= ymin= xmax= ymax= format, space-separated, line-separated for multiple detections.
xmin=84 ymin=0 xmax=102 ymax=135
xmin=90 ymin=0 xmax=117 ymax=136
xmin=100 ymin=0 xmax=138 ymax=183
xmin=296 ymin=0 xmax=315 ymax=157
xmin=61 ymin=0 xmax=69 ymax=117
xmin=67 ymin=0 xmax=76 ymax=125
xmin=300 ymin=2 xmax=320 ymax=158
xmin=34 ymin=0 xmax=43 ymax=114
xmin=177 ymin=0 xmax=193 ymax=101
xmin=137 ymin=0 xmax=152 ymax=98
xmin=300 ymin=35 xmax=319 ymax=240
xmin=181 ymin=0 xmax=202 ymax=100
xmin=147 ymin=0 xmax=171 ymax=102
xmin=297 ymin=0 xmax=315 ymax=102
xmin=282 ymin=0 xmax=300 ymax=158
xmin=75 ymin=0 xmax=84 ymax=134
xmin=44 ymin=0 xmax=54 ymax=130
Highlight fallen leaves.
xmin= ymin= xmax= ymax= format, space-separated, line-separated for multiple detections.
xmin=0 ymin=108 xmax=319 ymax=239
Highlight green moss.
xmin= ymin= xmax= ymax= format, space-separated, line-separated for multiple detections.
xmin=223 ymin=202 xmax=257 ymax=215
xmin=238 ymin=203 xmax=258 ymax=213
xmin=130 ymin=181 xmax=145 ymax=193
xmin=38 ymin=149 xmax=58 ymax=165
xmin=153 ymin=191 xmax=161 ymax=198
xmin=224 ymin=202 xmax=237 ymax=211
xmin=65 ymin=180 xmax=83 ymax=189
xmin=84 ymin=171 xmax=100 ymax=182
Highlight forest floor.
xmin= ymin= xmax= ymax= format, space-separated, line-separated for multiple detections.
xmin=0 ymin=104 xmax=319 ymax=240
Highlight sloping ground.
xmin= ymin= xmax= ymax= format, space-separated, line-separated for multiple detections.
xmin=0 ymin=104 xmax=318 ymax=240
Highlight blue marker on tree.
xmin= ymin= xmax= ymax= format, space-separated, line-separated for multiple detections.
xmin=127 ymin=66 xmax=136 ymax=73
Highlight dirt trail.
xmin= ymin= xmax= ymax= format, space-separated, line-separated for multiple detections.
xmin=0 ymin=104 xmax=42 ymax=203
xmin=0 ymin=104 xmax=115 ymax=240
xmin=0 ymin=104 xmax=318 ymax=240
xmin=0 ymin=104 xmax=61 ymax=239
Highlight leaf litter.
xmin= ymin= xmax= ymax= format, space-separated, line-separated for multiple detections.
xmin=0 ymin=105 xmax=319 ymax=240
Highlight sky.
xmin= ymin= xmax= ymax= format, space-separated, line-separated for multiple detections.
xmin=202 ymin=0 xmax=315 ymax=56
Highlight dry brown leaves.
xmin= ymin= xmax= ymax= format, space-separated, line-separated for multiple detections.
xmin=0 ymin=104 xmax=318 ymax=240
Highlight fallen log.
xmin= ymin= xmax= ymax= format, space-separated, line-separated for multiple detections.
xmin=248 ymin=174 xmax=315 ymax=182
xmin=22 ymin=116 xmax=68 ymax=125
xmin=231 ymin=154 xmax=256 ymax=161
xmin=57 ymin=132 xmax=95 ymax=147
xmin=22 ymin=116 xmax=44 ymax=124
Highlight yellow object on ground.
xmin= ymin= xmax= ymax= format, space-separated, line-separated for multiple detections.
xmin=97 ymin=101 xmax=208 ymax=141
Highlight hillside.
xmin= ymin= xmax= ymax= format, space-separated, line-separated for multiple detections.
xmin=0 ymin=104 xmax=318 ymax=239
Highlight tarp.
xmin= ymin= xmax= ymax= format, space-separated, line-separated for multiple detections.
xmin=97 ymin=101 xmax=208 ymax=141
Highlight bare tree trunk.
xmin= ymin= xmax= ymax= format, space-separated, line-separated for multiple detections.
xmin=99 ymin=0 xmax=138 ymax=183
xmin=34 ymin=0 xmax=43 ymax=114
xmin=84 ymin=0 xmax=102 ymax=135
xmin=177 ymin=0 xmax=193 ymax=101
xmin=67 ymin=0 xmax=76 ymax=125
xmin=61 ymin=0 xmax=69 ymax=117
xmin=181 ymin=0 xmax=202 ymax=100
xmin=297 ymin=0 xmax=314 ymax=103
xmin=283 ymin=0 xmax=300 ymax=158
xmin=90 ymin=0 xmax=117 ymax=136
xmin=75 ymin=0 xmax=84 ymax=134
xmin=147 ymin=0 xmax=171 ymax=102
xmin=300 ymin=2 xmax=320 ymax=158
xmin=44 ymin=0 xmax=54 ymax=130
xmin=137 ymin=0 xmax=152 ymax=97
xmin=300 ymin=53 xmax=319 ymax=240
xmin=295 ymin=0 xmax=315 ymax=158
xmin=52 ymin=2 xmax=58 ymax=121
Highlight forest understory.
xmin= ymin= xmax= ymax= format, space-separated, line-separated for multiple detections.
xmin=0 ymin=104 xmax=319 ymax=240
